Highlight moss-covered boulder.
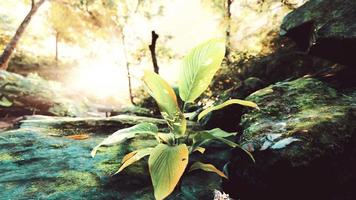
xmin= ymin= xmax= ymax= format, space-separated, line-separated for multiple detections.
xmin=225 ymin=78 xmax=356 ymax=200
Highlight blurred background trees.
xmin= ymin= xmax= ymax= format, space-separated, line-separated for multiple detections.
xmin=0 ymin=0 xmax=307 ymax=105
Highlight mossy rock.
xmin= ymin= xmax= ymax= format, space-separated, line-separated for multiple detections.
xmin=281 ymin=0 xmax=356 ymax=66
xmin=0 ymin=121 xmax=217 ymax=199
xmin=225 ymin=78 xmax=356 ymax=200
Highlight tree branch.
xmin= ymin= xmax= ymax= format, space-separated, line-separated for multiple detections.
xmin=149 ymin=31 xmax=159 ymax=74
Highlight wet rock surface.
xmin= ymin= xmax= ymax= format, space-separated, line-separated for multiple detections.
xmin=0 ymin=117 xmax=219 ymax=199
xmin=224 ymin=78 xmax=356 ymax=200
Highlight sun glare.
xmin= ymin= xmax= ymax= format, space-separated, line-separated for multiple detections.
xmin=66 ymin=58 xmax=131 ymax=103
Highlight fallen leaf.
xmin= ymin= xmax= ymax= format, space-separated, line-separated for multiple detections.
xmin=270 ymin=137 xmax=301 ymax=149
xmin=266 ymin=133 xmax=282 ymax=141
xmin=65 ymin=134 xmax=90 ymax=140
xmin=260 ymin=140 xmax=273 ymax=151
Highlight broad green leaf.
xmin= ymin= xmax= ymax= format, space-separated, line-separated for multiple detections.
xmin=198 ymin=99 xmax=259 ymax=121
xmin=0 ymin=97 xmax=13 ymax=107
xmin=91 ymin=123 xmax=158 ymax=157
xmin=148 ymin=144 xmax=189 ymax=200
xmin=192 ymin=129 xmax=255 ymax=162
xmin=189 ymin=162 xmax=228 ymax=179
xmin=192 ymin=130 xmax=238 ymax=149
xmin=143 ymin=70 xmax=186 ymax=135
xmin=115 ymin=147 xmax=153 ymax=174
xmin=178 ymin=38 xmax=225 ymax=103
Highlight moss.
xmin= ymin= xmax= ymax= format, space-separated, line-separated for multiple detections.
xmin=285 ymin=106 xmax=347 ymax=136
xmin=94 ymin=145 xmax=126 ymax=173
xmin=28 ymin=171 xmax=99 ymax=195
xmin=241 ymin=77 xmax=355 ymax=166
xmin=57 ymin=170 xmax=99 ymax=190
xmin=0 ymin=152 xmax=19 ymax=161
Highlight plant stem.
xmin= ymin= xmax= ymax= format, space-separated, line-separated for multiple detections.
xmin=182 ymin=102 xmax=187 ymax=113
xmin=182 ymin=102 xmax=193 ymax=144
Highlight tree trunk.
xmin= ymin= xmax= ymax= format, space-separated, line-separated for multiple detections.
xmin=0 ymin=0 xmax=46 ymax=70
xmin=225 ymin=0 xmax=233 ymax=64
xmin=55 ymin=32 xmax=59 ymax=63
xmin=149 ymin=31 xmax=159 ymax=74
xmin=121 ymin=33 xmax=135 ymax=105
xmin=55 ymin=32 xmax=59 ymax=66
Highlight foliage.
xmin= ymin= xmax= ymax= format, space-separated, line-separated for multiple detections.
xmin=48 ymin=1 xmax=86 ymax=45
xmin=92 ymin=39 xmax=257 ymax=199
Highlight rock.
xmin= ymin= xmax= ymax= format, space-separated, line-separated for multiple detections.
xmin=110 ymin=106 xmax=155 ymax=118
xmin=225 ymin=78 xmax=356 ymax=200
xmin=281 ymin=0 xmax=356 ymax=66
xmin=0 ymin=70 xmax=89 ymax=117
xmin=19 ymin=114 xmax=200 ymax=135
xmin=0 ymin=120 xmax=218 ymax=199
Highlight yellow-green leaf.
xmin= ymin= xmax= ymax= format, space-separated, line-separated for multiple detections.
xmin=198 ymin=99 xmax=259 ymax=121
xmin=189 ymin=162 xmax=228 ymax=179
xmin=148 ymin=144 xmax=189 ymax=200
xmin=193 ymin=146 xmax=205 ymax=154
xmin=178 ymin=38 xmax=225 ymax=103
xmin=115 ymin=148 xmax=153 ymax=174
xmin=143 ymin=70 xmax=186 ymax=135
xmin=121 ymin=151 xmax=137 ymax=164
xmin=91 ymin=123 xmax=158 ymax=158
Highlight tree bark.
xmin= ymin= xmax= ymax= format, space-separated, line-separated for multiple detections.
xmin=55 ymin=32 xmax=59 ymax=66
xmin=121 ymin=33 xmax=135 ymax=105
xmin=225 ymin=0 xmax=233 ymax=64
xmin=0 ymin=0 xmax=46 ymax=70
xmin=149 ymin=31 xmax=159 ymax=74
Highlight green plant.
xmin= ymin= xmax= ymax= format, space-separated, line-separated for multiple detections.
xmin=91 ymin=38 xmax=258 ymax=200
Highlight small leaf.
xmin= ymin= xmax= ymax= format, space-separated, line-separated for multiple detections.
xmin=189 ymin=162 xmax=228 ymax=179
xmin=206 ymin=128 xmax=238 ymax=138
xmin=192 ymin=146 xmax=205 ymax=154
xmin=115 ymin=148 xmax=153 ymax=174
xmin=91 ymin=123 xmax=158 ymax=158
xmin=143 ymin=70 xmax=186 ymax=135
xmin=270 ymin=137 xmax=301 ymax=149
xmin=178 ymin=38 xmax=225 ymax=103
xmin=149 ymin=144 xmax=189 ymax=200
xmin=0 ymin=97 xmax=13 ymax=107
xmin=198 ymin=99 xmax=259 ymax=121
